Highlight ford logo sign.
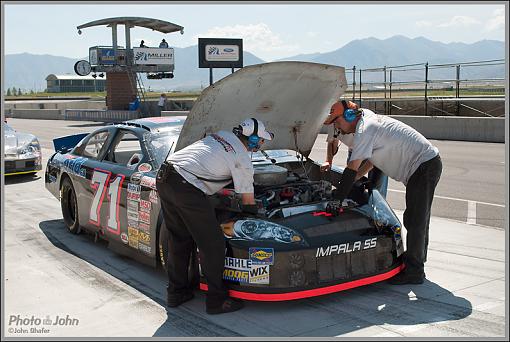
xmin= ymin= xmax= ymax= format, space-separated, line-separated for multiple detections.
xmin=224 ymin=48 xmax=234 ymax=52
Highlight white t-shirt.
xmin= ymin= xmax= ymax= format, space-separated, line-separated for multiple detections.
xmin=158 ymin=97 xmax=165 ymax=107
xmin=349 ymin=109 xmax=439 ymax=185
xmin=167 ymin=131 xmax=254 ymax=195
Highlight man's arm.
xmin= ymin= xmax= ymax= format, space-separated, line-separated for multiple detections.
xmin=240 ymin=193 xmax=256 ymax=205
xmin=334 ymin=159 xmax=363 ymax=202
xmin=356 ymin=160 xmax=374 ymax=181
xmin=321 ymin=139 xmax=340 ymax=172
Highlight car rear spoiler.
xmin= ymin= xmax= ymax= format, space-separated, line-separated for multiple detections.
xmin=53 ymin=133 xmax=89 ymax=153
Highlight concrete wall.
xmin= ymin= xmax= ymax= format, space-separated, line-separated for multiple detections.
xmin=4 ymin=100 xmax=106 ymax=111
xmin=6 ymin=109 xmax=63 ymax=120
xmin=390 ymin=115 xmax=505 ymax=143
xmin=319 ymin=115 xmax=505 ymax=142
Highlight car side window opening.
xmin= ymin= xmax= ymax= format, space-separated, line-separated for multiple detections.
xmin=105 ymin=131 xmax=144 ymax=168
xmin=74 ymin=131 xmax=110 ymax=159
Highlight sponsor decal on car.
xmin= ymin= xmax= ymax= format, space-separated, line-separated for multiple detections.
xmin=127 ymin=200 xmax=138 ymax=212
xmin=128 ymin=227 xmax=139 ymax=248
xmin=130 ymin=172 xmax=143 ymax=184
xmin=138 ymin=222 xmax=150 ymax=232
xmin=120 ymin=232 xmax=129 ymax=244
xmin=139 ymin=231 xmax=151 ymax=244
xmin=249 ymin=247 xmax=274 ymax=265
xmin=140 ymin=176 xmax=157 ymax=189
xmin=149 ymin=190 xmax=159 ymax=204
xmin=139 ymin=199 xmax=151 ymax=213
xmin=48 ymin=175 xmax=57 ymax=183
xmin=138 ymin=242 xmax=151 ymax=254
xmin=128 ymin=220 xmax=138 ymax=228
xmin=223 ymin=268 xmax=249 ymax=283
xmin=127 ymin=210 xmax=139 ymax=222
xmin=223 ymin=257 xmax=269 ymax=284
xmin=316 ymin=237 xmax=377 ymax=258
xmin=128 ymin=183 xmax=141 ymax=193
xmin=53 ymin=154 xmax=87 ymax=178
xmin=127 ymin=191 xmax=141 ymax=201
xmin=249 ymin=265 xmax=270 ymax=284
xmin=139 ymin=211 xmax=150 ymax=225
xmin=138 ymin=163 xmax=152 ymax=172
xmin=225 ymin=257 xmax=251 ymax=270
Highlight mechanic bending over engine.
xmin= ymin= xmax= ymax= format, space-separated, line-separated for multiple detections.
xmin=156 ymin=118 xmax=274 ymax=314
xmin=321 ymin=100 xmax=388 ymax=196
xmin=323 ymin=101 xmax=442 ymax=285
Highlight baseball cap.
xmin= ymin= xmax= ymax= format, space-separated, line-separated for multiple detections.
xmin=323 ymin=100 xmax=359 ymax=125
xmin=239 ymin=118 xmax=274 ymax=140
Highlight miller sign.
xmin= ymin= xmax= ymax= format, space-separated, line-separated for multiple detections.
xmin=133 ymin=47 xmax=174 ymax=65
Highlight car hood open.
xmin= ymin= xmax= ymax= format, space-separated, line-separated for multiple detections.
xmin=175 ymin=61 xmax=347 ymax=157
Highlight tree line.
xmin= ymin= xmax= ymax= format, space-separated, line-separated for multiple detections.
xmin=6 ymin=87 xmax=36 ymax=96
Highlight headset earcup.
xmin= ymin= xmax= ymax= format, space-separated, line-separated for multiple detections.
xmin=344 ymin=109 xmax=356 ymax=123
xmin=248 ymin=134 xmax=260 ymax=149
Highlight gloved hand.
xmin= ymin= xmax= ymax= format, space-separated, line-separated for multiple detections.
xmin=241 ymin=204 xmax=259 ymax=215
xmin=333 ymin=167 xmax=357 ymax=203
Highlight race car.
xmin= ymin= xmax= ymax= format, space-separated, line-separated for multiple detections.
xmin=45 ymin=61 xmax=404 ymax=301
xmin=4 ymin=122 xmax=42 ymax=176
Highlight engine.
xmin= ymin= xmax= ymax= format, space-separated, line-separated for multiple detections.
xmin=212 ymin=162 xmax=335 ymax=219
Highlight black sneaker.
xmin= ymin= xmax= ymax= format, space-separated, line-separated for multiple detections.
xmin=206 ymin=297 xmax=244 ymax=315
xmin=167 ymin=292 xmax=194 ymax=307
xmin=388 ymin=271 xmax=425 ymax=285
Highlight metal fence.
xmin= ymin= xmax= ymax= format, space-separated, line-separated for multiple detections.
xmin=65 ymin=109 xmax=141 ymax=122
xmin=343 ymin=59 xmax=505 ymax=117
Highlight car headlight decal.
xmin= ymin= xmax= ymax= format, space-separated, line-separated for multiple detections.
xmin=233 ymin=220 xmax=303 ymax=244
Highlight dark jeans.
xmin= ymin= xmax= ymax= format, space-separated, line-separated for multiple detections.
xmin=403 ymin=155 xmax=443 ymax=275
xmin=156 ymin=163 xmax=228 ymax=307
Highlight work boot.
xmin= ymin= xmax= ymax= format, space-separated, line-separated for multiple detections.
xmin=167 ymin=291 xmax=194 ymax=307
xmin=388 ymin=270 xmax=425 ymax=285
xmin=206 ymin=297 xmax=244 ymax=315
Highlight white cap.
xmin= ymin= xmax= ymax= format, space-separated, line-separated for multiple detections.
xmin=239 ymin=118 xmax=274 ymax=140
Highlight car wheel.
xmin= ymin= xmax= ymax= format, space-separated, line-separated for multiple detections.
xmin=61 ymin=177 xmax=81 ymax=234
xmin=158 ymin=220 xmax=200 ymax=288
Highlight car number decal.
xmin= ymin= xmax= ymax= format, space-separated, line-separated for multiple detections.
xmin=89 ymin=169 xmax=124 ymax=235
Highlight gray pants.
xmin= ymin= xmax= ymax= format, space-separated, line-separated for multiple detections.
xmin=403 ymin=155 xmax=442 ymax=275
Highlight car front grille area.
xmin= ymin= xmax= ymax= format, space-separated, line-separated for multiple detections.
xmin=5 ymin=160 xmax=38 ymax=174
xmin=316 ymin=237 xmax=395 ymax=283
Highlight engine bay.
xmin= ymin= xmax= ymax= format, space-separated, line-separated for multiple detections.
xmin=211 ymin=160 xmax=366 ymax=220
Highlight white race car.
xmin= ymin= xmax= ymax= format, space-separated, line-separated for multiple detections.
xmin=4 ymin=122 xmax=42 ymax=176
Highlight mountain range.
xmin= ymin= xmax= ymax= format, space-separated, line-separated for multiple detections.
xmin=4 ymin=35 xmax=505 ymax=92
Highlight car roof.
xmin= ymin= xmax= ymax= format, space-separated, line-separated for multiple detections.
xmin=115 ymin=116 xmax=187 ymax=133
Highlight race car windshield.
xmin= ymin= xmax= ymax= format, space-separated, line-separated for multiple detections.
xmin=146 ymin=129 xmax=181 ymax=168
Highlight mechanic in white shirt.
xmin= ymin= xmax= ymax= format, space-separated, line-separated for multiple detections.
xmin=156 ymin=118 xmax=274 ymax=314
xmin=324 ymin=101 xmax=442 ymax=285
xmin=321 ymin=100 xmax=388 ymax=196
xmin=157 ymin=93 xmax=166 ymax=116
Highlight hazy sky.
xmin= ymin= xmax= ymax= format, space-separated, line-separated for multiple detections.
xmin=2 ymin=2 xmax=506 ymax=61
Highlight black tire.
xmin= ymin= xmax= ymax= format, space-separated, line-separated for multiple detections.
xmin=61 ymin=177 xmax=81 ymax=234
xmin=158 ymin=220 xmax=200 ymax=288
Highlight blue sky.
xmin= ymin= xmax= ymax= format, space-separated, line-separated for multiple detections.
xmin=3 ymin=2 xmax=506 ymax=61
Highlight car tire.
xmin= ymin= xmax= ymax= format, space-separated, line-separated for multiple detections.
xmin=158 ymin=220 xmax=200 ymax=288
xmin=61 ymin=177 xmax=81 ymax=234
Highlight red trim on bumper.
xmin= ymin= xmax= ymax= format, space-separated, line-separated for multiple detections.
xmin=199 ymin=264 xmax=405 ymax=301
